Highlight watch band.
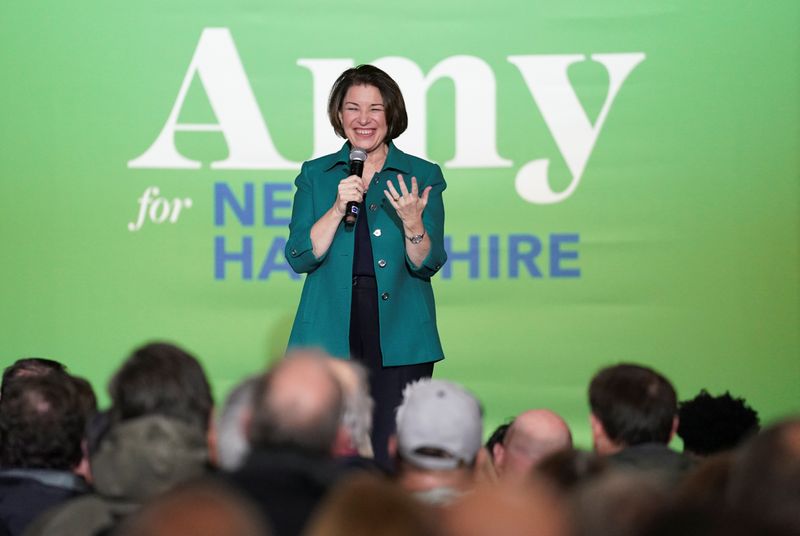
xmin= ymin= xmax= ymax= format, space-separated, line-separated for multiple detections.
xmin=406 ymin=232 xmax=425 ymax=244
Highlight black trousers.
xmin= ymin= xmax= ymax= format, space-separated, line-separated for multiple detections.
xmin=349 ymin=275 xmax=434 ymax=470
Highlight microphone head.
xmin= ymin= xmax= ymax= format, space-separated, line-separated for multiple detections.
xmin=349 ymin=148 xmax=367 ymax=163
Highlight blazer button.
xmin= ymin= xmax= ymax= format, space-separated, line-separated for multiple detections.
xmin=373 ymin=229 xmax=382 ymax=237
xmin=290 ymin=249 xmax=298 ymax=257
xmin=369 ymin=203 xmax=378 ymax=212
xmin=373 ymin=177 xmax=380 ymax=185
xmin=381 ymin=292 xmax=390 ymax=301
xmin=377 ymin=259 xmax=387 ymax=268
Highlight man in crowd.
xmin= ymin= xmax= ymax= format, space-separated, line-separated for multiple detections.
xmin=327 ymin=358 xmax=377 ymax=464
xmin=727 ymin=416 xmax=800 ymax=534
xmin=0 ymin=358 xmax=67 ymax=399
xmin=0 ymin=374 xmax=89 ymax=535
xmin=392 ymin=379 xmax=484 ymax=505
xmin=493 ymin=409 xmax=572 ymax=483
xmin=215 ymin=376 xmax=259 ymax=471
xmin=26 ymin=342 xmax=214 ymax=536
xmin=225 ymin=351 xmax=346 ymax=536
xmin=588 ymin=363 xmax=692 ymax=480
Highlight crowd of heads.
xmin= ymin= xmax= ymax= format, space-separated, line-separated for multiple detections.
xmin=1 ymin=346 xmax=796 ymax=536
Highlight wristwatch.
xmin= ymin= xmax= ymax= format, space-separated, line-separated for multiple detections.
xmin=406 ymin=232 xmax=425 ymax=244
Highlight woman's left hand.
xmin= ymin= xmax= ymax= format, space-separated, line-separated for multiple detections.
xmin=384 ymin=174 xmax=432 ymax=226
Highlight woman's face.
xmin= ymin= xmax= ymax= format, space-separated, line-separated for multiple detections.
xmin=339 ymin=84 xmax=388 ymax=154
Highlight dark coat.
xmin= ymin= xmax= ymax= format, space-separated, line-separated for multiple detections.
xmin=24 ymin=415 xmax=209 ymax=536
xmin=610 ymin=442 xmax=694 ymax=484
xmin=225 ymin=449 xmax=347 ymax=536
xmin=0 ymin=469 xmax=88 ymax=536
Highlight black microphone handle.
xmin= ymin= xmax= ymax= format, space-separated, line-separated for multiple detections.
xmin=344 ymin=201 xmax=358 ymax=226
xmin=344 ymin=159 xmax=365 ymax=227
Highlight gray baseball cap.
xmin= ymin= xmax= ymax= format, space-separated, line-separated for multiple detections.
xmin=395 ymin=379 xmax=483 ymax=470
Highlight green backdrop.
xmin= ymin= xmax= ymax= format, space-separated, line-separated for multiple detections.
xmin=2 ymin=0 xmax=798 ymax=447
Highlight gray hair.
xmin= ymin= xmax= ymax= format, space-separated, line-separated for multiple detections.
xmin=339 ymin=361 xmax=374 ymax=457
xmin=215 ymin=376 xmax=258 ymax=471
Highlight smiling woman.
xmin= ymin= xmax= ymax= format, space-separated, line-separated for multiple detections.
xmin=338 ymin=85 xmax=388 ymax=155
xmin=284 ymin=65 xmax=448 ymax=468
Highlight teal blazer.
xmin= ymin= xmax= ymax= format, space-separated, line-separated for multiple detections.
xmin=285 ymin=142 xmax=447 ymax=366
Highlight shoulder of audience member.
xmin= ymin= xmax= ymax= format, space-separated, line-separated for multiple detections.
xmin=23 ymin=494 xmax=136 ymax=536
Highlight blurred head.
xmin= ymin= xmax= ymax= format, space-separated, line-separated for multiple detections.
xmin=485 ymin=421 xmax=511 ymax=463
xmin=117 ymin=479 xmax=270 ymax=536
xmin=443 ymin=482 xmax=568 ymax=536
xmin=572 ymin=471 xmax=669 ymax=536
xmin=0 ymin=374 xmax=86 ymax=470
xmin=71 ymin=375 xmax=98 ymax=419
xmin=110 ymin=342 xmax=214 ymax=432
xmin=672 ymin=452 xmax=735 ymax=509
xmin=495 ymin=410 xmax=572 ymax=482
xmin=305 ymin=475 xmax=440 ymax=536
xmin=216 ymin=376 xmax=259 ymax=471
xmin=727 ymin=416 xmax=800 ymax=533
xmin=326 ymin=358 xmax=374 ymax=458
xmin=677 ymin=390 xmax=759 ymax=457
xmin=588 ymin=363 xmax=677 ymax=454
xmin=248 ymin=352 xmax=343 ymax=457
xmin=328 ymin=64 xmax=408 ymax=151
xmin=533 ymin=449 xmax=607 ymax=495
xmin=1 ymin=357 xmax=67 ymax=399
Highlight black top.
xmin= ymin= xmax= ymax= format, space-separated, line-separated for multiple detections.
xmin=225 ymin=448 xmax=347 ymax=536
xmin=352 ymin=202 xmax=376 ymax=277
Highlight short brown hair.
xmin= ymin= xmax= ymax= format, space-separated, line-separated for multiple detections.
xmin=589 ymin=363 xmax=677 ymax=446
xmin=328 ymin=64 xmax=408 ymax=142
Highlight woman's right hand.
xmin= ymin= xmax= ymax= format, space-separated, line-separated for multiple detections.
xmin=334 ymin=175 xmax=366 ymax=215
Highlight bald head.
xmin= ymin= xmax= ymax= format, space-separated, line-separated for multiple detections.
xmin=248 ymin=352 xmax=343 ymax=456
xmin=496 ymin=410 xmax=572 ymax=482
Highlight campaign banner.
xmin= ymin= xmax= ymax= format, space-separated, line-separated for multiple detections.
xmin=1 ymin=0 xmax=797 ymax=444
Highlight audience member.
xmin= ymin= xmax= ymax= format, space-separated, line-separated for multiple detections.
xmin=588 ymin=363 xmax=692 ymax=481
xmin=677 ymin=389 xmax=759 ymax=458
xmin=69 ymin=376 xmax=98 ymax=418
xmin=26 ymin=342 xmax=214 ymax=536
xmin=326 ymin=358 xmax=375 ymax=460
xmin=472 ymin=421 xmax=511 ymax=485
xmin=726 ymin=416 xmax=800 ymax=534
xmin=485 ymin=421 xmax=511 ymax=463
xmin=442 ymin=482 xmax=568 ymax=536
xmin=572 ymin=471 xmax=668 ymax=536
xmin=0 ymin=358 xmax=66 ymax=400
xmin=225 ymin=351 xmax=346 ymax=536
xmin=5 ymin=345 xmax=800 ymax=536
xmin=216 ymin=376 xmax=259 ymax=471
xmin=69 ymin=375 xmax=98 ymax=485
xmin=0 ymin=375 xmax=89 ymax=536
xmin=305 ymin=475 xmax=441 ymax=536
xmin=391 ymin=379 xmax=483 ymax=506
xmin=672 ymin=452 xmax=734 ymax=510
xmin=493 ymin=409 xmax=572 ymax=483
xmin=116 ymin=478 xmax=271 ymax=536
xmin=637 ymin=505 xmax=776 ymax=536
xmin=533 ymin=448 xmax=607 ymax=494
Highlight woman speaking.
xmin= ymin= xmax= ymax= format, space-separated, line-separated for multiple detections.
xmin=285 ymin=64 xmax=447 ymax=467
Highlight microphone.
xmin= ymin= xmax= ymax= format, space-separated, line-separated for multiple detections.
xmin=344 ymin=148 xmax=367 ymax=228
